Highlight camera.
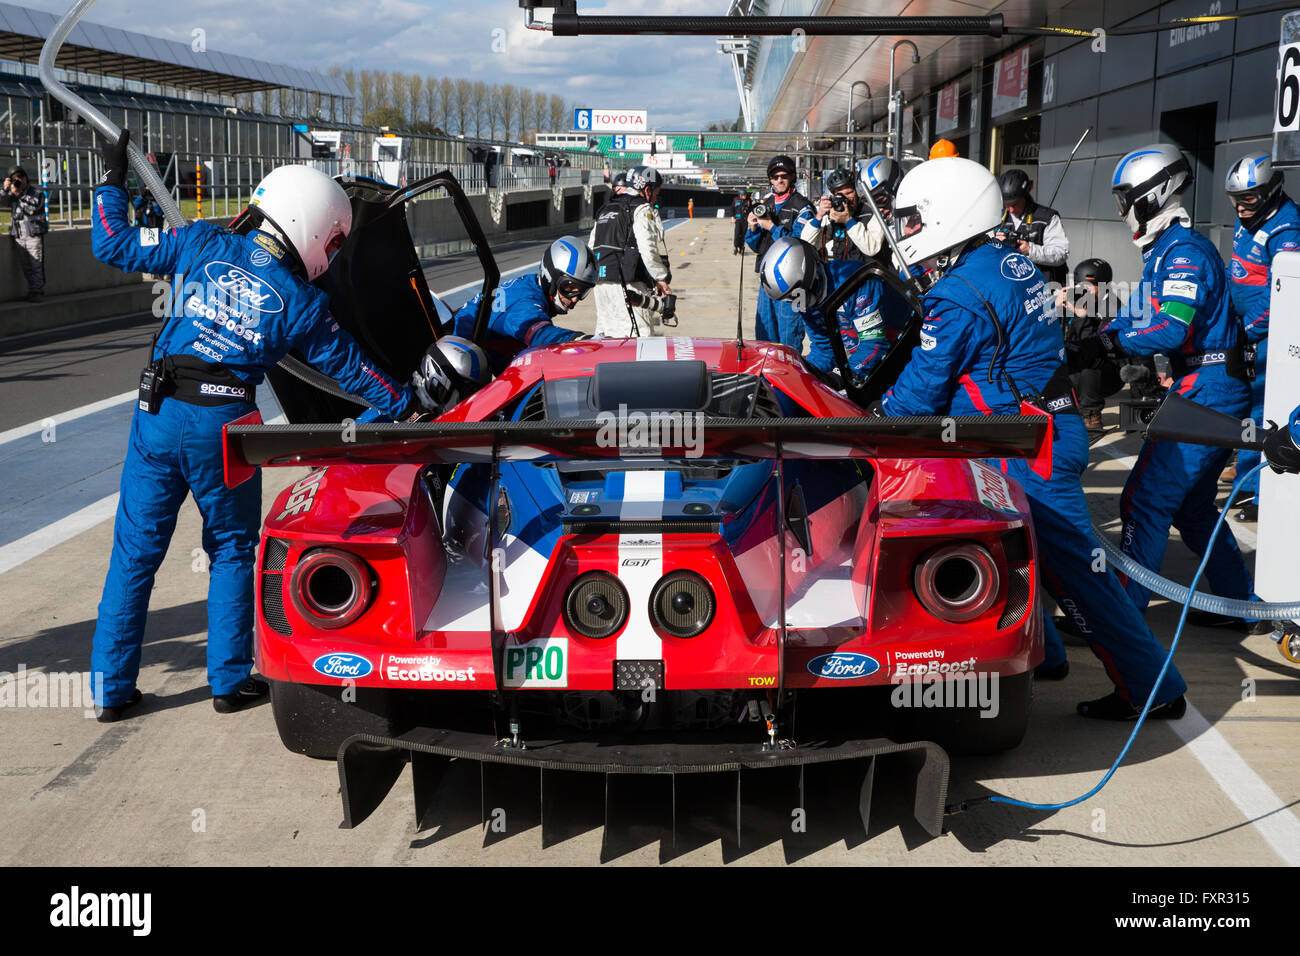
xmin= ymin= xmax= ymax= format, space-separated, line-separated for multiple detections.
xmin=750 ymin=202 xmax=769 ymax=220
xmin=998 ymin=221 xmax=1046 ymax=246
xmin=828 ymin=193 xmax=848 ymax=212
xmin=626 ymin=288 xmax=678 ymax=324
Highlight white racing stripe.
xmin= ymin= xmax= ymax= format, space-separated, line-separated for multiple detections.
xmin=616 ymin=470 xmax=664 ymax=660
xmin=0 ymin=493 xmax=119 ymax=575
xmin=0 ymin=391 xmax=135 ymax=446
xmin=1171 ymin=702 xmax=1300 ymax=865
xmin=635 ymin=337 xmax=668 ymax=362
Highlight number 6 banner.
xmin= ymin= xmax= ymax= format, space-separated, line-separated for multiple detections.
xmin=1275 ymin=16 xmax=1300 ymax=167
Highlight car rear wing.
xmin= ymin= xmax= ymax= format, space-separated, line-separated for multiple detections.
xmin=223 ymin=414 xmax=1051 ymax=488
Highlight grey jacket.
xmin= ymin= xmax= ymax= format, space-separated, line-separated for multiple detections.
xmin=4 ymin=185 xmax=48 ymax=239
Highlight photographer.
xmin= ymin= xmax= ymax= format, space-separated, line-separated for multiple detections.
xmin=995 ymin=169 xmax=1069 ymax=287
xmin=3 ymin=166 xmax=47 ymax=302
xmin=589 ymin=165 xmax=671 ymax=336
xmin=746 ymin=154 xmax=813 ymax=350
xmin=1055 ymin=258 xmax=1122 ymax=434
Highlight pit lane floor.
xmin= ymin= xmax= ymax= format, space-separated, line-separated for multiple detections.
xmin=1 ymin=218 xmax=1297 ymax=865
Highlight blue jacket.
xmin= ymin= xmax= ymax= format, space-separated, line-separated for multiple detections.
xmin=744 ymin=194 xmax=814 ymax=252
xmin=1228 ymin=198 xmax=1300 ymax=342
xmin=451 ymin=274 xmax=582 ymax=373
xmin=881 ymin=241 xmax=1063 ymax=416
xmin=91 ymin=185 xmax=412 ymax=417
xmin=1104 ymin=220 xmax=1248 ymax=402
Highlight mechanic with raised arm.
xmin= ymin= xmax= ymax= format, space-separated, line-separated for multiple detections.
xmin=994 ymin=169 xmax=1069 ymax=288
xmin=873 ymin=156 xmax=1188 ymax=721
xmin=589 ymin=165 xmax=671 ymax=337
xmin=450 ymin=236 xmax=596 ymax=374
xmin=746 ymin=154 xmax=814 ymax=350
xmin=1222 ymin=153 xmax=1300 ymax=521
xmin=1071 ymin=144 xmax=1261 ymax=632
xmin=88 ymin=132 xmax=441 ymax=723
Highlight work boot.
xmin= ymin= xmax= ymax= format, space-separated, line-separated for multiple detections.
xmin=1077 ymin=692 xmax=1186 ymax=721
xmin=212 ymin=676 xmax=269 ymax=714
xmin=96 ymin=689 xmax=143 ymax=724
xmin=1035 ymin=660 xmax=1070 ymax=681
xmin=1084 ymin=411 xmax=1103 ymax=431
xmin=1233 ymin=501 xmax=1258 ymax=522
xmin=1220 ymin=463 xmax=1237 ymax=484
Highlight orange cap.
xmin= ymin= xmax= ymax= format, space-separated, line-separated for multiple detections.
xmin=929 ymin=138 xmax=958 ymax=159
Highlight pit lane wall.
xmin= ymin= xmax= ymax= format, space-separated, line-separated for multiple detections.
xmin=0 ymin=184 xmax=609 ymax=338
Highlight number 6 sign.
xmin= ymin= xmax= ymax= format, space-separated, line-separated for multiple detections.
xmin=1276 ymin=42 xmax=1300 ymax=133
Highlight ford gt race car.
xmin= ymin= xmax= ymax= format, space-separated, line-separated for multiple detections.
xmin=223 ymin=172 xmax=1051 ymax=844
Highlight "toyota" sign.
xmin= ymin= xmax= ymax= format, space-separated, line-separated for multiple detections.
xmin=574 ymin=108 xmax=648 ymax=133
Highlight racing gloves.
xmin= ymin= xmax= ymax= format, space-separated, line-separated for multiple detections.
xmin=1066 ymin=330 xmax=1124 ymax=371
xmin=99 ymin=129 xmax=130 ymax=189
xmin=1262 ymin=421 xmax=1300 ymax=475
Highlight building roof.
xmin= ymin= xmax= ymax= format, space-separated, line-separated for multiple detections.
xmin=0 ymin=1 xmax=350 ymax=98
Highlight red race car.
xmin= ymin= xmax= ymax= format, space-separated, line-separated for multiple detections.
xmin=224 ymin=173 xmax=1050 ymax=841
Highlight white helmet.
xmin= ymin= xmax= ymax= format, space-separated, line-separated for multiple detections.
xmin=248 ymin=165 xmax=353 ymax=281
xmin=892 ymin=158 xmax=1002 ymax=266
xmin=1111 ymin=144 xmax=1190 ymax=237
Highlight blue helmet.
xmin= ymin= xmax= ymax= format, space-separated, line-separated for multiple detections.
xmin=539 ymin=236 xmax=597 ymax=314
xmin=1224 ymin=152 xmax=1284 ymax=224
xmin=758 ymin=237 xmax=828 ymax=309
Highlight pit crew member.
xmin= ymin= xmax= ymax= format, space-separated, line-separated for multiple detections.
xmin=89 ymin=131 xmax=437 ymax=722
xmin=450 ymin=236 xmax=596 ymax=374
xmin=1223 ymin=153 xmax=1300 ymax=520
xmin=589 ymin=165 xmax=671 ymax=337
xmin=1073 ymin=144 xmax=1259 ymax=629
xmin=1263 ymin=405 xmax=1300 ymax=474
xmin=876 ymin=156 xmax=1188 ymax=720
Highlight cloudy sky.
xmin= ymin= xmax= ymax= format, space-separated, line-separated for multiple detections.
xmin=19 ymin=0 xmax=742 ymax=129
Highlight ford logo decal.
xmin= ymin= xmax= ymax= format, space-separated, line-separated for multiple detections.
xmin=312 ymin=653 xmax=373 ymax=679
xmin=806 ymin=652 xmax=880 ymax=680
xmin=999 ymin=253 xmax=1037 ymax=281
xmin=203 ymin=261 xmax=285 ymax=316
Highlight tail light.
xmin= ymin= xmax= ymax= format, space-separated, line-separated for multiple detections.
xmin=913 ymin=542 xmax=1000 ymax=623
xmin=290 ymin=549 xmax=374 ymax=629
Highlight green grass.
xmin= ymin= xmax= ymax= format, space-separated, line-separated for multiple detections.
xmin=4 ymin=196 xmax=242 ymax=231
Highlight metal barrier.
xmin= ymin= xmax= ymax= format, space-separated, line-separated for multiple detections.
xmin=1 ymin=144 xmax=596 ymax=229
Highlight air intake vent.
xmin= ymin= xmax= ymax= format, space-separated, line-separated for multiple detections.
xmin=261 ymin=572 xmax=292 ymax=636
xmin=562 ymin=520 xmax=718 ymax=535
xmin=263 ymin=537 xmax=290 ymax=572
xmin=997 ymin=565 xmax=1032 ymax=629
xmin=518 ymin=387 xmax=546 ymax=422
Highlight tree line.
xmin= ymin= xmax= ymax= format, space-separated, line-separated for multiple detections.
xmin=325 ymin=68 xmax=576 ymax=142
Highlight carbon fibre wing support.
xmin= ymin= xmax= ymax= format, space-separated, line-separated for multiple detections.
xmin=224 ymin=415 xmax=1050 ymax=486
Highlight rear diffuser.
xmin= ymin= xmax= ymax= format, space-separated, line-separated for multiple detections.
xmin=337 ymin=727 xmax=950 ymax=847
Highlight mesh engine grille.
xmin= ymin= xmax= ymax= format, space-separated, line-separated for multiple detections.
xmin=263 ymin=537 xmax=290 ymax=572
xmin=997 ymin=564 xmax=1032 ymax=629
xmin=261 ymin=572 xmax=292 ymax=636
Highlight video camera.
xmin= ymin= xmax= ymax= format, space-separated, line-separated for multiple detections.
xmin=997 ymin=220 xmax=1047 ymax=246
xmin=626 ymin=288 xmax=678 ymax=326
xmin=1118 ymin=356 xmax=1169 ymax=432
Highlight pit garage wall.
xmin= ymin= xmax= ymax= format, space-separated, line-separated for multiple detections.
xmin=896 ymin=0 xmax=1297 ymax=288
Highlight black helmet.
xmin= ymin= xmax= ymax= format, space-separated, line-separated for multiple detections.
xmin=824 ymin=167 xmax=854 ymax=193
xmin=626 ymin=165 xmax=663 ymax=194
xmin=612 ymin=170 xmax=627 ymax=189
xmin=767 ymin=154 xmax=796 ymax=179
xmin=999 ymin=169 xmax=1032 ymax=203
xmin=1073 ymin=258 xmax=1113 ymax=287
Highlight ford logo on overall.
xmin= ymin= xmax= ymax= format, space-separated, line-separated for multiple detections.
xmin=312 ymin=653 xmax=373 ymax=679
xmin=202 ymin=261 xmax=285 ymax=316
xmin=807 ymin=652 xmax=880 ymax=680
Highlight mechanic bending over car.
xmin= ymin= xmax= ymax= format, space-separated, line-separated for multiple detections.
xmin=1223 ymin=153 xmax=1300 ymax=521
xmin=768 ymin=155 xmax=1189 ymax=721
xmin=88 ymin=131 xmax=443 ymax=723
xmin=589 ymin=165 xmax=672 ymax=337
xmin=1070 ymin=144 xmax=1264 ymax=635
xmin=746 ymin=154 xmax=814 ymax=351
xmin=449 ymin=236 xmax=597 ymax=374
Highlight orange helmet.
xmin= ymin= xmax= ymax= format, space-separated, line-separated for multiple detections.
xmin=929 ymin=138 xmax=958 ymax=159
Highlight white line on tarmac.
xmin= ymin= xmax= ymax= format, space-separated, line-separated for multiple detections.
xmin=0 ymin=391 xmax=135 ymax=446
xmin=1172 ymin=702 xmax=1300 ymax=865
xmin=1093 ymin=436 xmax=1292 ymax=858
xmin=0 ymin=493 xmax=118 ymax=576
